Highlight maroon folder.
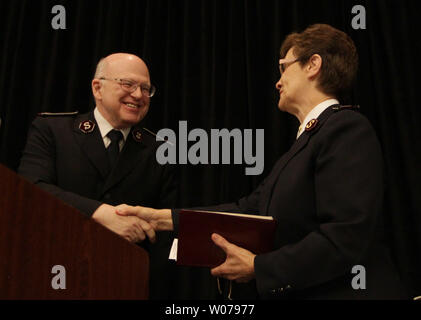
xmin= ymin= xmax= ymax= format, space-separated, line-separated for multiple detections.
xmin=177 ymin=210 xmax=277 ymax=267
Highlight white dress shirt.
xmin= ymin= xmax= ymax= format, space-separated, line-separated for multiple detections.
xmin=94 ymin=108 xmax=131 ymax=151
xmin=296 ymin=99 xmax=340 ymax=139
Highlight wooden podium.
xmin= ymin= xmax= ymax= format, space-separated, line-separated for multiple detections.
xmin=0 ymin=164 xmax=149 ymax=299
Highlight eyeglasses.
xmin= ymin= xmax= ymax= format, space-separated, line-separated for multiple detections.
xmin=278 ymin=58 xmax=300 ymax=77
xmin=99 ymin=77 xmax=156 ymax=97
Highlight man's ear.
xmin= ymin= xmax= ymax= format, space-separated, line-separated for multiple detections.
xmin=92 ymin=79 xmax=102 ymax=100
xmin=306 ymin=54 xmax=322 ymax=80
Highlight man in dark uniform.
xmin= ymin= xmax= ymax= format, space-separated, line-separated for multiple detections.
xmin=117 ymin=25 xmax=408 ymax=299
xmin=18 ymin=53 xmax=178 ymax=299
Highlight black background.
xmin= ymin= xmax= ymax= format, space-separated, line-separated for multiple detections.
xmin=0 ymin=0 xmax=420 ymax=299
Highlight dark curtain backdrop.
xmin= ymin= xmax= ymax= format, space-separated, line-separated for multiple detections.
xmin=1 ymin=0 xmax=420 ymax=298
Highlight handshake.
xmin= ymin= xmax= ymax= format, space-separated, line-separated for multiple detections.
xmin=91 ymin=203 xmax=173 ymax=243
xmin=92 ymin=204 xmax=256 ymax=282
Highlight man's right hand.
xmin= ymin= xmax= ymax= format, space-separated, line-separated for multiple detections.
xmin=92 ymin=203 xmax=156 ymax=243
xmin=115 ymin=204 xmax=173 ymax=231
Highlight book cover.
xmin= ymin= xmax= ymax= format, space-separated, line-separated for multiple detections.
xmin=177 ymin=209 xmax=277 ymax=267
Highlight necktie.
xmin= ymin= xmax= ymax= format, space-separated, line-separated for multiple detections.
xmin=107 ymin=130 xmax=123 ymax=170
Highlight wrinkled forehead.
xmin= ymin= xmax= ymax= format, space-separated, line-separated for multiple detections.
xmin=106 ymin=57 xmax=150 ymax=82
xmin=282 ymin=47 xmax=296 ymax=60
xmin=279 ymin=48 xmax=297 ymax=65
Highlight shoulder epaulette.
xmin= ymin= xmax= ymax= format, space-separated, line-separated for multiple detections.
xmin=37 ymin=111 xmax=79 ymax=117
xmin=332 ymin=105 xmax=360 ymax=111
xmin=142 ymin=127 xmax=158 ymax=138
xmin=142 ymin=127 xmax=174 ymax=146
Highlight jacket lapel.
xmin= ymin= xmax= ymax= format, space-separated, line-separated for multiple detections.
xmin=260 ymin=134 xmax=311 ymax=214
xmin=72 ymin=112 xmax=110 ymax=180
xmin=260 ymin=105 xmax=338 ymax=215
xmin=100 ymin=127 xmax=150 ymax=196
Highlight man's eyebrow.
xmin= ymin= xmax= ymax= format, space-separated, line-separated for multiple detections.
xmin=121 ymin=78 xmax=147 ymax=83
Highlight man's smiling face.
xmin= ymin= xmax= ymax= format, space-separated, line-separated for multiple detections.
xmin=92 ymin=54 xmax=151 ymax=129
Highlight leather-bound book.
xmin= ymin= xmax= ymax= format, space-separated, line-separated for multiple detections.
xmin=177 ymin=209 xmax=277 ymax=267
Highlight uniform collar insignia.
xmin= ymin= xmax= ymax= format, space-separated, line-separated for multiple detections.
xmin=132 ymin=129 xmax=143 ymax=142
xmin=79 ymin=120 xmax=96 ymax=134
xmin=305 ymin=119 xmax=319 ymax=132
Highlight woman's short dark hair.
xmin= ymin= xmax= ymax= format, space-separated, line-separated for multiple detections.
xmin=280 ymin=24 xmax=358 ymax=99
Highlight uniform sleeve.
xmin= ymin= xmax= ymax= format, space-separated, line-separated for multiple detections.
xmin=171 ymin=174 xmax=270 ymax=233
xmin=18 ymin=117 xmax=102 ymax=216
xmin=254 ymin=111 xmax=383 ymax=295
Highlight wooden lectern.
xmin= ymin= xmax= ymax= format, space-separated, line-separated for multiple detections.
xmin=0 ymin=164 xmax=149 ymax=299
